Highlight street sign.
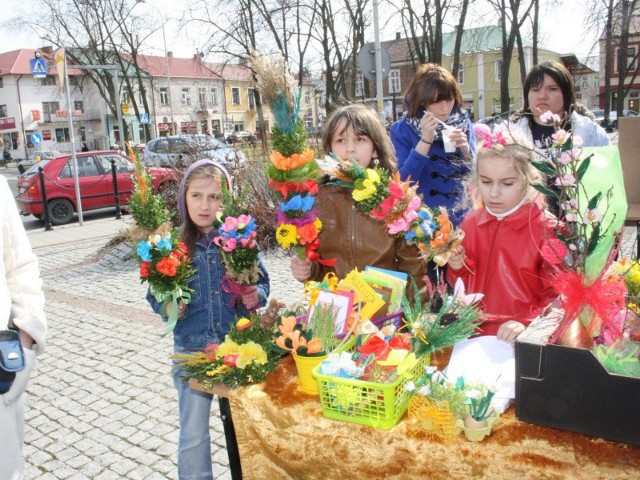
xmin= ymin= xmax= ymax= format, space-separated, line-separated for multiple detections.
xmin=140 ymin=112 xmax=149 ymax=125
xmin=357 ymin=42 xmax=391 ymax=82
xmin=30 ymin=133 xmax=42 ymax=145
xmin=30 ymin=58 xmax=48 ymax=78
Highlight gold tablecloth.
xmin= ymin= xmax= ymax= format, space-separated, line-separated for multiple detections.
xmin=219 ymin=356 xmax=639 ymax=480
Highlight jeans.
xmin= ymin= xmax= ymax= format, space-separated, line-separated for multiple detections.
xmin=172 ymin=349 xmax=214 ymax=480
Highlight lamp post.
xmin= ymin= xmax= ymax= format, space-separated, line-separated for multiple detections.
xmin=136 ymin=0 xmax=174 ymax=136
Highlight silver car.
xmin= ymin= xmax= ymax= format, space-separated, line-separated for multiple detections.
xmin=142 ymin=134 xmax=245 ymax=170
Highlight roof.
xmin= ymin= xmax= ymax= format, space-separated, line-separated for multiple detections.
xmin=135 ymin=54 xmax=222 ymax=80
xmin=0 ymin=48 xmax=83 ymax=76
xmin=381 ymin=25 xmax=534 ymax=62
xmin=207 ymin=62 xmax=254 ymax=82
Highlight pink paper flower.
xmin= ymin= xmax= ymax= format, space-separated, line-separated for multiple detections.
xmin=554 ymin=174 xmax=576 ymax=186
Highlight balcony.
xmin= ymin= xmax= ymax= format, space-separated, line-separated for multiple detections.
xmin=43 ymin=109 xmax=102 ymax=122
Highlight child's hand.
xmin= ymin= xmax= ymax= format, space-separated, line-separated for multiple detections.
xmin=497 ymin=320 xmax=526 ymax=346
xmin=290 ymin=257 xmax=312 ymax=282
xmin=166 ymin=301 xmax=187 ymax=319
xmin=447 ymin=245 xmax=466 ymax=271
xmin=449 ymin=128 xmax=471 ymax=159
xmin=240 ymin=285 xmax=259 ymax=310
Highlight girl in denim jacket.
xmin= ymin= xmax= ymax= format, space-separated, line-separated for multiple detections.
xmin=147 ymin=159 xmax=270 ymax=480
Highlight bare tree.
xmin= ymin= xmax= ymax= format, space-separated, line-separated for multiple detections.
xmin=613 ymin=0 xmax=640 ymax=116
xmin=14 ymin=0 xmax=157 ymax=144
xmin=488 ymin=0 xmax=536 ymax=113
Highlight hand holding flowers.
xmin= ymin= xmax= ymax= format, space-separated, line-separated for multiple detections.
xmin=135 ymin=229 xmax=196 ymax=336
xmin=213 ymin=184 xmax=261 ymax=311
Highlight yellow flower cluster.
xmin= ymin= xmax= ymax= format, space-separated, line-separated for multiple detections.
xmin=352 ymin=169 xmax=380 ymax=202
xmin=215 ymin=336 xmax=268 ymax=369
xmin=612 ymin=258 xmax=640 ymax=297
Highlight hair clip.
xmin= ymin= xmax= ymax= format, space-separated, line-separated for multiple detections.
xmin=473 ymin=123 xmax=509 ymax=149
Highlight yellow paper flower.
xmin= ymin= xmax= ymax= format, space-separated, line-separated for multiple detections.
xmin=276 ymin=224 xmax=298 ymax=249
xmin=236 ymin=341 xmax=268 ymax=368
xmin=216 ymin=337 xmax=240 ymax=358
xmin=352 ymin=169 xmax=380 ymax=202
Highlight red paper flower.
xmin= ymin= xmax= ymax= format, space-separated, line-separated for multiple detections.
xmin=140 ymin=261 xmax=151 ymax=278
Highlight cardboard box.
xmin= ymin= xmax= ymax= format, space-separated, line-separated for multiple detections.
xmin=515 ymin=312 xmax=640 ymax=446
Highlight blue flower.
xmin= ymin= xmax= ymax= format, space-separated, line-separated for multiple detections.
xmin=157 ymin=237 xmax=173 ymax=252
xmin=136 ymin=241 xmax=153 ymax=262
xmin=281 ymin=194 xmax=315 ymax=213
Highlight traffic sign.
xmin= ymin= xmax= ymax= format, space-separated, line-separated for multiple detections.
xmin=140 ymin=112 xmax=150 ymax=125
xmin=357 ymin=42 xmax=390 ymax=82
xmin=30 ymin=133 xmax=42 ymax=145
xmin=30 ymin=58 xmax=48 ymax=78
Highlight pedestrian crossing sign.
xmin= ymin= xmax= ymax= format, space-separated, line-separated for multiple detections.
xmin=139 ymin=112 xmax=149 ymax=125
xmin=30 ymin=57 xmax=48 ymax=78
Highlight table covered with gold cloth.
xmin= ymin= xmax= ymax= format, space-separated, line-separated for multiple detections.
xmin=205 ymin=356 xmax=639 ymax=480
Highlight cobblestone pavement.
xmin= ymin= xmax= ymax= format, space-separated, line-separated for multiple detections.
xmin=24 ymin=235 xmax=302 ymax=480
xmin=21 ymin=223 xmax=638 ymax=479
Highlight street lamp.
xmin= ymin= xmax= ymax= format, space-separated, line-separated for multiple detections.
xmin=136 ymin=0 xmax=174 ymax=136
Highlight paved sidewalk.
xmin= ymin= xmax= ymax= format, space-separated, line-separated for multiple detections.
xmin=23 ymin=216 xmax=302 ymax=480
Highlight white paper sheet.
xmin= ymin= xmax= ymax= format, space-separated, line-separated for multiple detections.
xmin=444 ymin=336 xmax=515 ymax=413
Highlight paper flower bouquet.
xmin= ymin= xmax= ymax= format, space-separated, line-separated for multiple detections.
xmin=173 ymin=315 xmax=280 ymax=389
xmin=135 ymin=230 xmax=196 ymax=336
xmin=213 ymin=184 xmax=261 ymax=311
xmin=318 ymin=154 xmax=463 ymax=265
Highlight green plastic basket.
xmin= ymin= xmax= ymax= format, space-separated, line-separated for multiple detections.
xmin=313 ymin=353 xmax=430 ymax=429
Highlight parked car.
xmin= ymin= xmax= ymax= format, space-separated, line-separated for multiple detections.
xmin=15 ymin=150 xmax=177 ymax=225
xmin=17 ymin=150 xmax=63 ymax=174
xmin=143 ymin=134 xmax=246 ymax=169
xmin=225 ymin=131 xmax=257 ymax=144
xmin=593 ymin=108 xmax=639 ymax=130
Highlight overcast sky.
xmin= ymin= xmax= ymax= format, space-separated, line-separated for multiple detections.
xmin=0 ymin=1 xmax=598 ymax=63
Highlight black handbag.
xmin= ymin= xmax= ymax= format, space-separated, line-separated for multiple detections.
xmin=0 ymin=330 xmax=25 ymax=394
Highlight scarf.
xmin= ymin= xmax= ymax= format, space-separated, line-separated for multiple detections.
xmin=403 ymin=107 xmax=469 ymax=142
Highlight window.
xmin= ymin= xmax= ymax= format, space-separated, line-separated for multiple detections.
xmin=55 ymin=127 xmax=70 ymax=143
xmin=210 ymin=87 xmax=219 ymax=106
xmin=74 ymin=101 xmax=84 ymax=112
xmin=159 ymin=87 xmax=168 ymax=105
xmin=41 ymin=76 xmax=56 ymax=86
xmin=616 ymin=46 xmax=637 ymax=72
xmin=355 ymin=74 xmax=364 ymax=98
xmin=248 ymin=88 xmax=255 ymax=110
xmin=495 ymin=59 xmax=503 ymax=82
xmin=211 ymin=119 xmax=221 ymax=134
xmin=198 ymin=87 xmax=206 ymax=106
xmin=231 ymin=87 xmax=240 ymax=105
xmin=181 ymin=88 xmax=191 ymax=106
xmin=454 ymin=63 xmax=464 ymax=84
xmin=304 ymin=89 xmax=311 ymax=105
xmin=75 ymin=157 xmax=100 ymax=177
xmin=98 ymin=155 xmax=132 ymax=174
xmin=69 ymin=76 xmax=79 ymax=87
xmin=42 ymin=101 xmax=60 ymax=120
xmin=388 ymin=69 xmax=401 ymax=94
xmin=0 ymin=78 xmax=3 ymax=88
xmin=0 ymin=105 xmax=7 ymax=118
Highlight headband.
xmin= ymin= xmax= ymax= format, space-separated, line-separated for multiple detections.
xmin=177 ymin=159 xmax=233 ymax=223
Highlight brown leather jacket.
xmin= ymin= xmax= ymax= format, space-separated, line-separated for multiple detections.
xmin=309 ymin=185 xmax=427 ymax=292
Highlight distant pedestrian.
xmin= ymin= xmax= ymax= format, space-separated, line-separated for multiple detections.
xmin=146 ymin=159 xmax=270 ymax=480
xmin=0 ymin=175 xmax=47 ymax=479
xmin=81 ymin=142 xmax=89 ymax=152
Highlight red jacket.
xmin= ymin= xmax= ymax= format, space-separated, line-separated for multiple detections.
xmin=446 ymin=203 xmax=559 ymax=335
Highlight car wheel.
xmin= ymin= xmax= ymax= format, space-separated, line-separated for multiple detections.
xmin=48 ymin=198 xmax=75 ymax=225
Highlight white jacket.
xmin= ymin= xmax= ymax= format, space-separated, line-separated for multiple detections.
xmin=513 ymin=111 xmax=611 ymax=149
xmin=1 ymin=175 xmax=46 ymax=354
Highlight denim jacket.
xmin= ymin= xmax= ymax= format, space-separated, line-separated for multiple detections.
xmin=147 ymin=238 xmax=270 ymax=351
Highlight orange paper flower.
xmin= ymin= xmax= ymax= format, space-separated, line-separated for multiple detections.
xmin=270 ymin=149 xmax=315 ymax=171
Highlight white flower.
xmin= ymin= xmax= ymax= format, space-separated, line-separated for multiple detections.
xmin=584 ymin=208 xmax=603 ymax=224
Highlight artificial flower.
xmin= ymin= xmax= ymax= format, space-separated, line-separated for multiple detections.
xmin=276 ymin=224 xmax=298 ymax=248
xmin=270 ymin=149 xmax=315 ymax=171
xmin=236 ymin=317 xmax=252 ymax=330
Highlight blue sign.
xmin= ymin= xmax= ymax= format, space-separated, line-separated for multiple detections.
xmin=139 ymin=112 xmax=150 ymax=125
xmin=30 ymin=58 xmax=48 ymax=78
xmin=30 ymin=133 xmax=42 ymax=145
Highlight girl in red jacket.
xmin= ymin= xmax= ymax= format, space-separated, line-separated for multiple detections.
xmin=446 ymin=124 xmax=559 ymax=345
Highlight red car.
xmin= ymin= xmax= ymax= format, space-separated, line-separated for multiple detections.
xmin=16 ymin=150 xmax=177 ymax=225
